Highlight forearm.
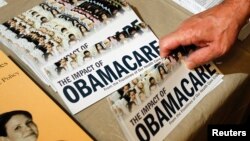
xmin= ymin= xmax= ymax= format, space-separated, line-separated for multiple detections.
xmin=222 ymin=0 xmax=250 ymax=27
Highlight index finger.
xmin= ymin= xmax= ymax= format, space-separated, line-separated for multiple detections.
xmin=160 ymin=31 xmax=182 ymax=58
xmin=160 ymin=28 xmax=195 ymax=58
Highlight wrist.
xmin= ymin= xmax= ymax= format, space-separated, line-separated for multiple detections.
xmin=222 ymin=0 xmax=250 ymax=27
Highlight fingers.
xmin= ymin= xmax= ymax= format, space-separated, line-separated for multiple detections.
xmin=159 ymin=32 xmax=181 ymax=58
xmin=185 ymin=46 xmax=218 ymax=69
xmin=160 ymin=29 xmax=194 ymax=58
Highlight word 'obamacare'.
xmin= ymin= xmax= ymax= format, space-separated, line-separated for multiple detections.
xmin=135 ymin=64 xmax=217 ymax=141
xmin=63 ymin=40 xmax=159 ymax=103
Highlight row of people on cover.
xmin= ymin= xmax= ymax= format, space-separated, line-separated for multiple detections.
xmin=46 ymin=0 xmax=128 ymax=12
xmin=46 ymin=0 xmax=84 ymax=11
xmin=108 ymin=46 xmax=195 ymax=117
xmin=76 ymin=0 xmax=125 ymax=19
xmin=45 ymin=22 xmax=149 ymax=77
xmin=0 ymin=4 xmax=77 ymax=62
xmin=0 ymin=17 xmax=75 ymax=64
xmin=22 ymin=4 xmax=94 ymax=38
xmin=108 ymin=69 xmax=163 ymax=117
xmin=1 ymin=6 xmax=83 ymax=62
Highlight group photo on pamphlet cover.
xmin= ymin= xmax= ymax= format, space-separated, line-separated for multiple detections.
xmin=44 ymin=21 xmax=148 ymax=78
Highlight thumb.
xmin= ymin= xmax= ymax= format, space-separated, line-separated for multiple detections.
xmin=185 ymin=47 xmax=217 ymax=69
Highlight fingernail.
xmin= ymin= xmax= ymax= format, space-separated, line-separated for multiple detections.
xmin=185 ymin=61 xmax=196 ymax=69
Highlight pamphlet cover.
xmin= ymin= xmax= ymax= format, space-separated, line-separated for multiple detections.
xmin=106 ymin=46 xmax=223 ymax=141
xmin=51 ymin=30 xmax=161 ymax=114
xmin=0 ymin=51 xmax=93 ymax=141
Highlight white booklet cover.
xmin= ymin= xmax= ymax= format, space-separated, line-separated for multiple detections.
xmin=106 ymin=54 xmax=223 ymax=141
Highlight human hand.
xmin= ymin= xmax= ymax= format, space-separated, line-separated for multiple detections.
xmin=160 ymin=0 xmax=250 ymax=69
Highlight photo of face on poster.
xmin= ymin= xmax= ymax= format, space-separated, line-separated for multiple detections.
xmin=0 ymin=110 xmax=38 ymax=141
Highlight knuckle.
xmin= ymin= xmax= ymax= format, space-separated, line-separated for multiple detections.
xmin=216 ymin=47 xmax=227 ymax=57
